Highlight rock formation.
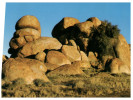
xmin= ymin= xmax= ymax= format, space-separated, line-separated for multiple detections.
xmin=2 ymin=15 xmax=130 ymax=84
xmin=2 ymin=58 xmax=49 ymax=84
xmin=107 ymin=58 xmax=130 ymax=74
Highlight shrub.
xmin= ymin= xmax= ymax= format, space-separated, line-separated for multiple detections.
xmin=33 ymin=79 xmax=51 ymax=87
xmin=89 ymin=20 xmax=120 ymax=58
xmin=12 ymin=78 xmax=26 ymax=85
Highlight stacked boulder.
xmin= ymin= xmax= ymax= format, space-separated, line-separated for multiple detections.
xmin=9 ymin=15 xmax=41 ymax=57
xmin=2 ymin=15 xmax=131 ymax=84
xmin=2 ymin=15 xmax=92 ymax=84
xmin=52 ymin=17 xmax=101 ymax=52
xmin=52 ymin=17 xmax=130 ymax=74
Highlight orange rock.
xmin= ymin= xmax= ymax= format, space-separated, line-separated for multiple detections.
xmin=15 ymin=15 xmax=41 ymax=33
xmin=61 ymin=45 xmax=81 ymax=62
xmin=17 ymin=37 xmax=62 ymax=57
xmin=46 ymin=51 xmax=71 ymax=66
xmin=87 ymin=17 xmax=101 ymax=27
xmin=108 ymin=58 xmax=130 ymax=74
xmin=2 ymin=58 xmax=49 ymax=84
xmin=114 ymin=34 xmax=130 ymax=70
xmin=52 ymin=17 xmax=80 ymax=38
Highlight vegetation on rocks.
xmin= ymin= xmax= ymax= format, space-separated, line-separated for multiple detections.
xmin=89 ymin=21 xmax=120 ymax=59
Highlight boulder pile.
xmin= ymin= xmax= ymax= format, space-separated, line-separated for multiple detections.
xmin=2 ymin=15 xmax=130 ymax=84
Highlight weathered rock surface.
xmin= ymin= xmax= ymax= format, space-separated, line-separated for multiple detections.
xmin=17 ymin=37 xmax=62 ymax=57
xmin=61 ymin=45 xmax=81 ymax=62
xmin=9 ymin=37 xmax=27 ymax=49
xmin=47 ymin=63 xmax=84 ymax=76
xmin=15 ymin=15 xmax=41 ymax=33
xmin=87 ymin=17 xmax=101 ymax=27
xmin=9 ymin=38 xmax=19 ymax=49
xmin=9 ymin=15 xmax=42 ymax=55
xmin=46 ymin=51 xmax=71 ymax=66
xmin=15 ymin=28 xmax=41 ymax=40
xmin=72 ymin=61 xmax=91 ymax=69
xmin=108 ymin=58 xmax=130 ymax=74
xmin=75 ymin=21 xmax=94 ymax=37
xmin=35 ymin=51 xmax=46 ymax=62
xmin=2 ymin=58 xmax=49 ymax=84
xmin=80 ymin=51 xmax=89 ymax=61
xmin=114 ymin=34 xmax=130 ymax=70
xmin=44 ymin=63 xmax=60 ymax=71
xmin=52 ymin=17 xmax=80 ymax=38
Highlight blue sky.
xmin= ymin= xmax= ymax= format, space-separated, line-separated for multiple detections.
xmin=3 ymin=3 xmax=130 ymax=57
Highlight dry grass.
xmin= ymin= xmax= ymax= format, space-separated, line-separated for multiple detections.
xmin=2 ymin=67 xmax=130 ymax=97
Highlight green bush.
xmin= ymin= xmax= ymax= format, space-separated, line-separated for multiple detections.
xmin=89 ymin=20 xmax=120 ymax=58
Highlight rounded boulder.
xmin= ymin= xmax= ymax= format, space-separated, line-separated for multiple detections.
xmin=46 ymin=50 xmax=71 ymax=66
xmin=2 ymin=58 xmax=49 ymax=84
xmin=15 ymin=15 xmax=41 ymax=33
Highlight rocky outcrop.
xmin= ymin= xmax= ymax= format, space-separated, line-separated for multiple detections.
xmin=2 ymin=15 xmax=131 ymax=85
xmin=2 ymin=58 xmax=49 ymax=84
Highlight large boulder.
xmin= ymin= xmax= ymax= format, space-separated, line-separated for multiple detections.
xmin=114 ymin=34 xmax=130 ymax=70
xmin=15 ymin=15 xmax=41 ymax=33
xmin=2 ymin=58 xmax=49 ymax=84
xmin=52 ymin=17 xmax=80 ymax=38
xmin=17 ymin=37 xmax=62 ymax=57
xmin=87 ymin=17 xmax=101 ymax=27
xmin=107 ymin=58 xmax=130 ymax=74
xmin=47 ymin=62 xmax=84 ymax=76
xmin=46 ymin=51 xmax=71 ymax=66
xmin=61 ymin=45 xmax=81 ymax=62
